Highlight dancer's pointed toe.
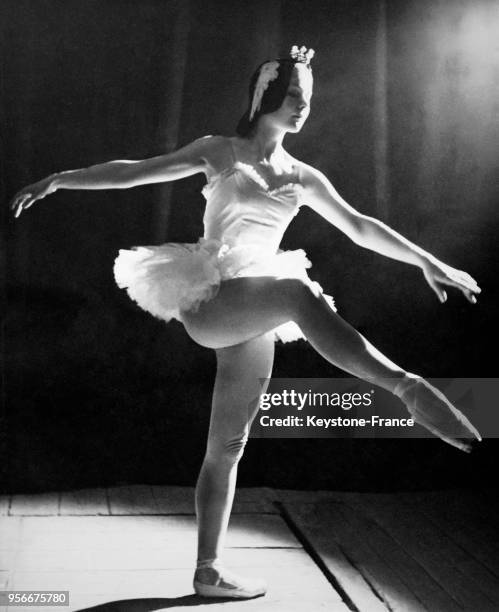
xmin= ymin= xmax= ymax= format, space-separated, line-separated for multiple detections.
xmin=396 ymin=376 xmax=481 ymax=452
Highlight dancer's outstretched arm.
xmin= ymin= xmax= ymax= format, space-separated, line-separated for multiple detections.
xmin=300 ymin=164 xmax=481 ymax=305
xmin=10 ymin=135 xmax=223 ymax=218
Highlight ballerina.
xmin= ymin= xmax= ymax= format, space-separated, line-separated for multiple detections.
xmin=10 ymin=45 xmax=482 ymax=599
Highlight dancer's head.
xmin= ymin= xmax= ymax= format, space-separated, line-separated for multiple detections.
xmin=236 ymin=45 xmax=315 ymax=137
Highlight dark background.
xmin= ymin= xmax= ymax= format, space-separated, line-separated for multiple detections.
xmin=2 ymin=0 xmax=498 ymax=493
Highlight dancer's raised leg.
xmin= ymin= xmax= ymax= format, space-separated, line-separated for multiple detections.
xmin=182 ymin=277 xmax=481 ymax=451
xmin=193 ymin=331 xmax=274 ymax=598
xmin=183 ymin=277 xmax=409 ymax=390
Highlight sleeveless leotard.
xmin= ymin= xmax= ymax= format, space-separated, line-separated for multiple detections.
xmin=113 ymin=138 xmax=336 ymax=342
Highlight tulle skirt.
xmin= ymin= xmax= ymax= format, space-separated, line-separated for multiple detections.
xmin=113 ymin=237 xmax=336 ymax=343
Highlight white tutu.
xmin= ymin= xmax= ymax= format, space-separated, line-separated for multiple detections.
xmin=113 ymin=237 xmax=336 ymax=343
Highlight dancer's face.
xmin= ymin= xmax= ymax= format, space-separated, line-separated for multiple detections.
xmin=269 ymin=64 xmax=313 ymax=133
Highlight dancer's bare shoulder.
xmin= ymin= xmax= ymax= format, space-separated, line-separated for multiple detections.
xmin=193 ymin=135 xmax=234 ymax=178
xmin=284 ymin=154 xmax=328 ymax=192
xmin=286 ymin=154 xmax=346 ymax=201
xmin=285 ymin=153 xmax=365 ymax=238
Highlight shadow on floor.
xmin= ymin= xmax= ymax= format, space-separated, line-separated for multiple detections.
xmin=75 ymin=594 xmax=264 ymax=610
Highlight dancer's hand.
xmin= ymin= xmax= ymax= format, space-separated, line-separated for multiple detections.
xmin=10 ymin=174 xmax=58 ymax=218
xmin=421 ymin=257 xmax=481 ymax=304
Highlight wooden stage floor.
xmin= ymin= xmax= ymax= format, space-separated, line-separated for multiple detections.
xmin=1 ymin=487 xmax=498 ymax=611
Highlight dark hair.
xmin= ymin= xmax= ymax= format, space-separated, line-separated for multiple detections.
xmin=236 ymin=58 xmax=312 ymax=137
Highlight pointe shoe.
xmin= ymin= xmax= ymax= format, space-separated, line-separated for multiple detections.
xmin=193 ymin=565 xmax=267 ymax=599
xmin=395 ymin=376 xmax=482 ymax=453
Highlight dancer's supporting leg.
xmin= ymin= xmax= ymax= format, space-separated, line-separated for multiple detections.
xmin=183 ymin=277 xmax=480 ymax=452
xmin=193 ymin=332 xmax=274 ymax=598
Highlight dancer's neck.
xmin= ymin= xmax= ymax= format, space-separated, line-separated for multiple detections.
xmin=244 ymin=125 xmax=286 ymax=164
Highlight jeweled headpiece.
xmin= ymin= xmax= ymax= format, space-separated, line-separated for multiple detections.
xmin=290 ymin=45 xmax=315 ymax=66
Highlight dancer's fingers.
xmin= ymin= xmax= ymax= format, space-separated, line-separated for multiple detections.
xmin=457 ymin=272 xmax=481 ymax=293
xmin=9 ymin=194 xmax=21 ymax=211
xmin=13 ymin=193 xmax=32 ymax=218
xmin=14 ymin=201 xmax=26 ymax=218
xmin=11 ymin=194 xmax=24 ymax=215
xmin=427 ymin=277 xmax=447 ymax=303
xmin=19 ymin=196 xmax=37 ymax=215
xmin=453 ymin=284 xmax=478 ymax=304
xmin=13 ymin=199 xmax=24 ymax=218
xmin=439 ymin=274 xmax=479 ymax=293
xmin=463 ymin=289 xmax=477 ymax=304
xmin=435 ymin=275 xmax=481 ymax=303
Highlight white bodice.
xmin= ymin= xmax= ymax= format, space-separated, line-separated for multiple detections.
xmin=201 ymin=152 xmax=304 ymax=253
